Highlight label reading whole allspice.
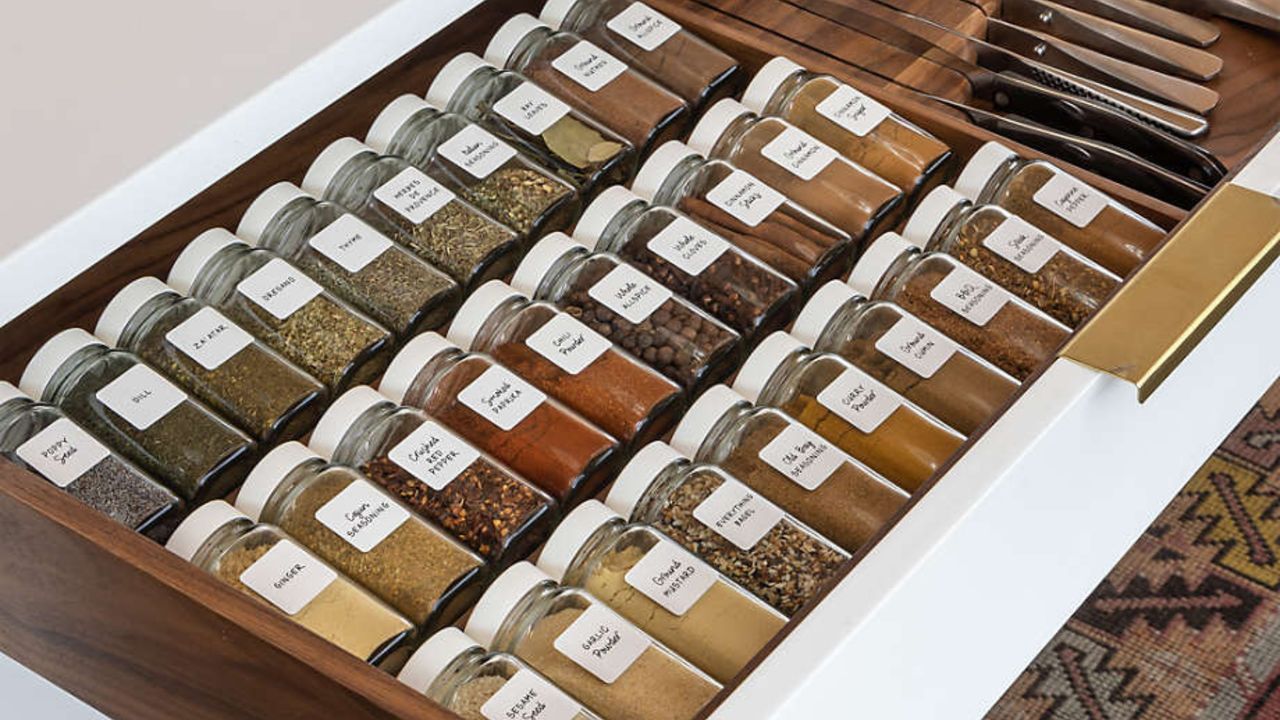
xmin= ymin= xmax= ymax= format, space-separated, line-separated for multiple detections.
xmin=607 ymin=2 xmax=682 ymax=51
xmin=816 ymin=366 xmax=901 ymax=434
xmin=313 ymin=479 xmax=411 ymax=553
xmin=16 ymin=419 xmax=112 ymax=488
xmin=552 ymin=41 xmax=628 ymax=93
xmin=1032 ymin=172 xmax=1108 ymax=229
xmin=587 ymin=264 xmax=674 ymax=324
xmin=929 ymin=266 xmax=1012 ymax=327
xmin=95 ymin=365 xmax=189 ymax=430
xmin=308 ymin=214 xmax=395 ymax=273
xmin=982 ymin=216 xmax=1062 ymax=274
xmin=458 ymin=365 xmax=548 ymax=431
xmin=873 ymin=314 xmax=959 ymax=379
xmin=646 ymin=217 xmax=730 ymax=276
xmin=387 ymin=420 xmax=482 ymax=490
xmin=481 ymin=668 xmax=584 ymax=720
xmin=624 ymin=539 xmax=718 ymax=615
xmin=525 ymin=313 xmax=612 ymax=374
xmin=553 ymin=604 xmax=651 ymax=683
xmin=815 ymin=84 xmax=892 ymax=137
xmin=239 ymin=539 xmax=338 ymax=616
xmin=438 ymin=123 xmax=519 ymax=180
xmin=374 ymin=167 xmax=456 ymax=225
xmin=757 ymin=421 xmax=849 ymax=491
xmin=760 ymin=126 xmax=839 ymax=181
xmin=494 ymin=83 xmax=573 ymax=136
xmin=692 ymin=477 xmax=786 ymax=550
xmin=236 ymin=258 xmax=324 ymax=321
xmin=705 ymin=170 xmax=787 ymax=228
xmin=165 ymin=307 xmax=255 ymax=371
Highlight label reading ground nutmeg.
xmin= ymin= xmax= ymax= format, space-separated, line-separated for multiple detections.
xmin=16 ymin=419 xmax=112 ymax=488
xmin=552 ymin=41 xmax=628 ymax=93
xmin=309 ymin=214 xmax=395 ymax=274
xmin=374 ymin=167 xmax=456 ymax=225
xmin=314 ymin=479 xmax=411 ymax=553
xmin=438 ymin=123 xmax=519 ymax=180
xmin=982 ymin=217 xmax=1061 ymax=274
xmin=692 ymin=477 xmax=786 ymax=550
xmin=387 ymin=421 xmax=481 ymax=490
xmin=929 ymin=266 xmax=1011 ymax=327
xmin=494 ymin=83 xmax=573 ymax=136
xmin=236 ymin=258 xmax=324 ymax=321
xmin=553 ymin=604 xmax=651 ymax=683
xmin=624 ymin=539 xmax=719 ymax=615
xmin=816 ymin=367 xmax=900 ymax=434
xmin=607 ymin=2 xmax=682 ymax=51
xmin=874 ymin=314 xmax=958 ymax=379
xmin=239 ymin=539 xmax=338 ymax=616
xmin=165 ymin=307 xmax=255 ymax=371
xmin=481 ymin=668 xmax=584 ymax=720
xmin=647 ymin=217 xmax=729 ymax=276
xmin=760 ymin=126 xmax=839 ymax=181
xmin=458 ymin=365 xmax=547 ymax=431
xmin=1032 ymin=172 xmax=1108 ymax=229
xmin=815 ymin=84 xmax=893 ymax=137
xmin=525 ymin=313 xmax=612 ymax=374
xmin=705 ymin=170 xmax=787 ymax=228
xmin=757 ymin=421 xmax=848 ymax=491
xmin=96 ymin=365 xmax=189 ymax=430
xmin=587 ymin=264 xmax=673 ymax=324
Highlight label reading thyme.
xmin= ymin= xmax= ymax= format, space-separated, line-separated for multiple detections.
xmin=816 ymin=367 xmax=900 ymax=434
xmin=692 ymin=477 xmax=786 ymax=550
xmin=239 ymin=540 xmax=338 ymax=616
xmin=308 ymin=214 xmax=394 ymax=273
xmin=481 ymin=668 xmax=584 ymax=720
xmin=929 ymin=266 xmax=1011 ymax=327
xmin=587 ymin=264 xmax=673 ymax=324
xmin=313 ymin=479 xmax=410 ymax=553
xmin=757 ymin=421 xmax=848 ymax=491
xmin=705 ymin=170 xmax=787 ymax=227
xmin=95 ymin=365 xmax=189 ymax=430
xmin=236 ymin=258 xmax=324 ymax=321
xmin=458 ymin=365 xmax=547 ymax=431
xmin=165 ymin=307 xmax=255 ymax=371
xmin=646 ymin=217 xmax=730 ymax=276
xmin=374 ymin=167 xmax=456 ymax=225
xmin=494 ymin=83 xmax=573 ymax=136
xmin=982 ymin=216 xmax=1061 ymax=273
xmin=873 ymin=314 xmax=958 ymax=379
xmin=760 ymin=126 xmax=839 ymax=181
xmin=1032 ymin=172 xmax=1108 ymax=228
xmin=552 ymin=40 xmax=628 ymax=92
xmin=815 ymin=84 xmax=892 ymax=137
xmin=525 ymin=313 xmax=612 ymax=374
xmin=386 ymin=420 xmax=481 ymax=490
xmin=16 ymin=419 xmax=112 ymax=488
xmin=624 ymin=539 xmax=718 ymax=615
xmin=553 ymin=604 xmax=651 ymax=683
xmin=438 ymin=123 xmax=519 ymax=180
xmin=607 ymin=2 xmax=682 ymax=51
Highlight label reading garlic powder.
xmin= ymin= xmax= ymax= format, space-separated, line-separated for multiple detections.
xmin=1032 ymin=172 xmax=1108 ymax=229
xmin=816 ymin=366 xmax=900 ymax=434
xmin=647 ymin=216 xmax=730 ymax=276
xmin=374 ymin=167 xmax=456 ymax=225
xmin=552 ymin=41 xmax=628 ymax=93
xmin=96 ymin=365 xmax=189 ymax=430
xmin=760 ymin=126 xmax=839 ymax=181
xmin=553 ymin=604 xmax=651 ymax=683
xmin=16 ymin=419 xmax=112 ymax=488
xmin=587 ymin=263 xmax=673 ymax=324
xmin=693 ymin=477 xmax=786 ymax=550
xmin=308 ymin=214 xmax=394 ymax=273
xmin=494 ymin=83 xmax=573 ymax=136
xmin=874 ymin=314 xmax=958 ymax=379
xmin=236 ymin=258 xmax=324 ymax=321
xmin=625 ymin=539 xmax=719 ymax=615
xmin=705 ymin=170 xmax=787 ymax=228
xmin=607 ymin=2 xmax=682 ymax=51
xmin=387 ymin=420 xmax=482 ymax=490
xmin=239 ymin=539 xmax=338 ymax=616
xmin=314 ymin=479 xmax=410 ymax=553
xmin=458 ymin=365 xmax=547 ymax=431
xmin=165 ymin=307 xmax=255 ymax=371
xmin=757 ymin=421 xmax=848 ymax=491
xmin=929 ymin=266 xmax=1011 ymax=327
xmin=481 ymin=668 xmax=584 ymax=720
xmin=439 ymin=123 xmax=518 ymax=180
xmin=815 ymin=84 xmax=893 ymax=137
xmin=982 ymin=216 xmax=1061 ymax=274
xmin=525 ymin=313 xmax=612 ymax=375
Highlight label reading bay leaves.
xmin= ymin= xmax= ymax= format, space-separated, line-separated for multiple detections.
xmin=494 ymin=83 xmax=572 ymax=136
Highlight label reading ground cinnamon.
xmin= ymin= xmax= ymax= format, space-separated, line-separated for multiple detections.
xmin=236 ymin=258 xmax=324 ymax=321
xmin=816 ymin=366 xmax=901 ymax=434
xmin=314 ymin=479 xmax=411 ymax=552
xmin=929 ymin=266 xmax=1011 ymax=327
xmin=239 ymin=539 xmax=338 ymax=616
xmin=438 ymin=123 xmax=518 ymax=180
xmin=587 ymin=263 xmax=673 ymax=324
xmin=874 ymin=314 xmax=959 ymax=379
xmin=1032 ymin=172 xmax=1108 ymax=229
xmin=494 ymin=83 xmax=573 ymax=136
xmin=646 ymin=216 xmax=729 ymax=276
xmin=692 ymin=477 xmax=786 ymax=550
xmin=387 ymin=420 xmax=482 ymax=490
xmin=481 ymin=668 xmax=584 ymax=720
xmin=757 ymin=421 xmax=848 ymax=491
xmin=374 ymin=167 xmax=456 ymax=225
xmin=96 ymin=365 xmax=189 ymax=430
xmin=607 ymin=2 xmax=682 ymax=51
xmin=705 ymin=170 xmax=787 ymax=228
xmin=525 ymin=313 xmax=612 ymax=374
xmin=553 ymin=604 xmax=651 ymax=683
xmin=815 ymin=84 xmax=893 ymax=137
xmin=458 ymin=365 xmax=547 ymax=431
xmin=760 ymin=126 xmax=839 ymax=181
xmin=552 ymin=41 xmax=628 ymax=93
xmin=624 ymin=539 xmax=718 ymax=615
xmin=308 ymin=214 xmax=394 ymax=273
xmin=165 ymin=307 xmax=255 ymax=371
xmin=982 ymin=216 xmax=1061 ymax=273
xmin=16 ymin=419 xmax=112 ymax=488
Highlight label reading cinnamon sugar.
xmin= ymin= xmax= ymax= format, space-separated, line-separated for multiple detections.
xmin=607 ymin=2 xmax=682 ymax=51
xmin=1032 ymin=171 xmax=1108 ymax=229
xmin=929 ymin=266 xmax=1011 ymax=327
xmin=874 ymin=314 xmax=958 ymax=379
xmin=552 ymin=41 xmax=628 ymax=93
xmin=982 ymin=216 xmax=1061 ymax=274
xmin=494 ymin=83 xmax=572 ymax=136
xmin=815 ymin=84 xmax=893 ymax=137
xmin=481 ymin=668 xmax=584 ymax=720
xmin=624 ymin=539 xmax=718 ymax=615
xmin=553 ymin=604 xmax=651 ymax=683
xmin=705 ymin=170 xmax=787 ymax=228
xmin=757 ymin=421 xmax=848 ymax=491
xmin=692 ymin=477 xmax=786 ymax=550
xmin=760 ymin=126 xmax=839 ymax=181
xmin=816 ymin=366 xmax=901 ymax=434
xmin=525 ymin=313 xmax=612 ymax=375
xmin=458 ymin=365 xmax=547 ymax=431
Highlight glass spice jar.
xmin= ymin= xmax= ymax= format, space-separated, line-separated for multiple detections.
xmin=302 ymin=137 xmax=521 ymax=288
xmin=465 ymin=562 xmax=722 ymax=720
xmin=366 ymin=94 xmax=581 ymax=240
xmin=235 ymin=442 xmax=488 ymax=630
xmin=605 ymin=442 xmax=848 ymax=617
xmin=574 ymin=185 xmax=800 ymax=342
xmin=538 ymin=500 xmax=787 ymax=684
xmin=903 ymin=186 xmax=1120 ymax=328
xmin=20 ymin=329 xmax=256 ymax=502
xmin=632 ymin=141 xmax=853 ymax=289
xmin=379 ymin=332 xmax=621 ymax=504
xmin=0 ymin=381 xmax=183 ymax=542
xmin=687 ymin=99 xmax=904 ymax=245
xmin=95 ymin=277 xmax=328 ymax=444
xmin=848 ymin=233 xmax=1072 ymax=382
xmin=740 ymin=56 xmax=951 ymax=196
xmin=309 ymin=385 xmax=556 ymax=565
xmin=790 ymin=281 xmax=1020 ymax=436
xmin=540 ymin=0 xmax=744 ymax=111
xmin=166 ymin=501 xmax=417 ymax=670
xmin=427 ymin=53 xmax=635 ymax=193
xmin=447 ymin=279 xmax=684 ymax=448
xmin=237 ymin=182 xmax=461 ymax=338
xmin=733 ymin=331 xmax=965 ymax=493
xmin=169 ymin=229 xmax=394 ymax=391
xmin=398 ymin=627 xmax=601 ymax=720
xmin=485 ymin=14 xmax=690 ymax=156
xmin=955 ymin=141 xmax=1166 ymax=277
xmin=510 ymin=233 xmax=742 ymax=393
xmin=670 ymin=384 xmax=907 ymax=553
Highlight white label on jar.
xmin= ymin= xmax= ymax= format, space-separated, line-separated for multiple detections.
xmin=165 ymin=307 xmax=255 ymax=371
xmin=1032 ymin=171 xmax=1108 ymax=229
xmin=387 ymin=420 xmax=481 ymax=491
xmin=874 ymin=314 xmax=959 ymax=379
xmin=929 ymin=266 xmax=1011 ymax=327
xmin=481 ymin=668 xmax=584 ymax=720
xmin=624 ymin=539 xmax=718 ymax=615
xmin=236 ymin=258 xmax=324 ymax=321
xmin=95 ymin=365 xmax=188 ymax=430
xmin=816 ymin=367 xmax=901 ymax=434
xmin=525 ymin=313 xmax=612 ymax=375
xmin=646 ymin=217 xmax=730 ymax=276
xmin=982 ymin=216 xmax=1061 ymax=274
xmin=373 ymin=167 xmax=456 ymax=226
xmin=815 ymin=84 xmax=892 ymax=137
xmin=439 ymin=123 xmax=519 ymax=180
xmin=494 ymin=82 xmax=573 ymax=136
xmin=587 ymin=264 xmax=673 ymax=324
xmin=458 ymin=365 xmax=547 ymax=431
xmin=16 ymin=419 xmax=112 ymax=488
xmin=238 ymin=539 xmax=338 ymax=616
xmin=692 ymin=477 xmax=786 ymax=551
xmin=313 ymin=479 xmax=411 ymax=553
xmin=308 ymin=214 xmax=394 ymax=274
xmin=705 ymin=170 xmax=787 ymax=228
xmin=756 ymin=421 xmax=849 ymax=491
xmin=553 ymin=604 xmax=651 ymax=684
xmin=607 ymin=2 xmax=682 ymax=51
xmin=552 ymin=40 xmax=628 ymax=93
xmin=760 ymin=126 xmax=839 ymax=181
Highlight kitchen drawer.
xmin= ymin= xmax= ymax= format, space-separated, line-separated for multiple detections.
xmin=1 ymin=1 xmax=1278 ymax=718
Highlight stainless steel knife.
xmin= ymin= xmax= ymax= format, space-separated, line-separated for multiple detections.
xmin=1047 ymin=0 xmax=1220 ymax=46
xmin=1158 ymin=0 xmax=1280 ymax=33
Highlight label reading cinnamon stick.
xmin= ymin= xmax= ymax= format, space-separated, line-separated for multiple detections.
xmin=705 ymin=170 xmax=786 ymax=228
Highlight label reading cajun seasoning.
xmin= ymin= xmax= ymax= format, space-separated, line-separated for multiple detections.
xmin=816 ymin=366 xmax=901 ymax=434
xmin=308 ymin=214 xmax=395 ymax=274
xmin=16 ymin=419 xmax=112 ymax=488
xmin=873 ymin=314 xmax=959 ymax=379
xmin=239 ymin=539 xmax=338 ymax=616
xmin=705 ymin=170 xmax=787 ymax=228
xmin=756 ymin=421 xmax=849 ymax=491
xmin=481 ymin=668 xmax=584 ymax=720
xmin=553 ymin=603 xmax=651 ymax=683
xmin=1032 ymin=171 xmax=1108 ymax=229
xmin=929 ymin=266 xmax=1011 ymax=327
xmin=165 ymin=307 xmax=255 ymax=371
xmin=587 ymin=263 xmax=673 ymax=324
xmin=692 ymin=477 xmax=786 ymax=550
xmin=236 ymin=258 xmax=324 ymax=321
xmin=759 ymin=126 xmax=839 ymax=181
xmin=494 ymin=82 xmax=573 ymax=136
xmin=624 ymin=539 xmax=718 ymax=615
xmin=373 ymin=167 xmax=456 ymax=226
xmin=552 ymin=40 xmax=628 ymax=93
xmin=646 ymin=216 xmax=730 ymax=276
xmin=313 ymin=479 xmax=411 ymax=553
xmin=525 ymin=313 xmax=612 ymax=374
xmin=815 ymin=84 xmax=892 ymax=137
xmin=96 ymin=365 xmax=189 ymax=430
xmin=982 ymin=216 xmax=1061 ymax=274
xmin=386 ymin=420 xmax=482 ymax=490
xmin=458 ymin=365 xmax=547 ymax=431
xmin=438 ymin=123 xmax=519 ymax=180
xmin=607 ymin=2 xmax=682 ymax=51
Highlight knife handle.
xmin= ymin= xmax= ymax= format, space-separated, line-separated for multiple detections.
xmin=1206 ymin=0 xmax=1280 ymax=32
xmin=1053 ymin=0 xmax=1220 ymax=46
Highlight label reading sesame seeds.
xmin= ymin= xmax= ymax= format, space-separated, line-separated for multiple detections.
xmin=816 ymin=366 xmax=900 ymax=434
xmin=165 ymin=307 xmax=254 ymax=371
xmin=16 ymin=419 xmax=112 ymax=488
xmin=705 ymin=170 xmax=787 ymax=228
xmin=95 ymin=365 xmax=188 ymax=430
xmin=313 ymin=479 xmax=411 ymax=553
xmin=587 ymin=263 xmax=673 ymax=324
xmin=308 ymin=214 xmax=394 ymax=274
xmin=692 ymin=477 xmax=786 ymax=550
xmin=439 ymin=123 xmax=518 ymax=180
xmin=929 ymin=266 xmax=1011 ymax=327
xmin=494 ymin=83 xmax=573 ymax=136
xmin=816 ymin=84 xmax=893 ymax=137
xmin=874 ymin=314 xmax=959 ymax=379
xmin=624 ymin=539 xmax=718 ymax=616
xmin=982 ymin=216 xmax=1062 ymax=274
xmin=373 ymin=167 xmax=456 ymax=226
xmin=607 ymin=2 xmax=682 ymax=51
xmin=757 ymin=421 xmax=848 ymax=491
xmin=647 ymin=217 xmax=730 ymax=276
xmin=458 ymin=365 xmax=547 ymax=431
xmin=481 ymin=669 xmax=584 ymax=720
xmin=1032 ymin=171 xmax=1108 ymax=229
xmin=553 ymin=604 xmax=651 ymax=683
xmin=760 ymin=126 xmax=839 ymax=181
xmin=386 ymin=420 xmax=481 ymax=491
xmin=236 ymin=258 xmax=324 ymax=321
xmin=552 ymin=40 xmax=628 ymax=93
xmin=525 ymin=313 xmax=612 ymax=375
xmin=239 ymin=540 xmax=338 ymax=616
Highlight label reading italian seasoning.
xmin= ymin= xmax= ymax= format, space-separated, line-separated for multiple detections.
xmin=439 ymin=123 xmax=519 ymax=180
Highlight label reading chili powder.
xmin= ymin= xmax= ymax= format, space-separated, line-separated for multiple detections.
xmin=607 ymin=2 xmax=682 ymax=51
xmin=387 ymin=420 xmax=482 ymax=490
xmin=647 ymin=216 xmax=730 ymax=276
xmin=692 ymin=477 xmax=786 ymax=550
xmin=760 ymin=126 xmax=839 ymax=181
xmin=239 ymin=539 xmax=338 ymax=616
xmin=96 ymin=365 xmax=189 ymax=430
xmin=165 ymin=307 xmax=255 ymax=371
xmin=705 ymin=170 xmax=787 ymax=228
xmin=236 ymin=258 xmax=324 ymax=321
xmin=625 ymin=539 xmax=718 ymax=615
xmin=929 ymin=266 xmax=1011 ymax=327
xmin=553 ymin=604 xmax=651 ymax=683
xmin=439 ymin=123 xmax=518 ymax=180
xmin=525 ymin=313 xmax=612 ymax=374
xmin=1032 ymin=172 xmax=1108 ymax=229
xmin=816 ymin=367 xmax=900 ymax=434
xmin=374 ymin=167 xmax=456 ymax=225
xmin=17 ymin=419 xmax=112 ymax=488
xmin=757 ymin=421 xmax=848 ymax=491
xmin=314 ymin=479 xmax=411 ymax=552
xmin=494 ymin=83 xmax=573 ymax=136
xmin=982 ymin=217 xmax=1061 ymax=274
xmin=874 ymin=314 xmax=958 ymax=379
xmin=587 ymin=264 xmax=673 ymax=324
xmin=481 ymin=668 xmax=583 ymax=720
xmin=458 ymin=365 xmax=547 ymax=431
xmin=309 ymin=214 xmax=394 ymax=273
xmin=815 ymin=84 xmax=893 ymax=137
xmin=552 ymin=41 xmax=628 ymax=93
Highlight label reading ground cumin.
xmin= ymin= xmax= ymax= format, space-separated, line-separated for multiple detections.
xmin=692 ymin=477 xmax=786 ymax=550
xmin=1032 ymin=172 xmax=1107 ymax=229
xmin=494 ymin=83 xmax=573 ymax=135
xmin=457 ymin=365 xmax=547 ymax=431
xmin=929 ymin=266 xmax=1011 ymax=326
xmin=552 ymin=41 xmax=628 ymax=93
xmin=873 ymin=314 xmax=958 ymax=379
xmin=607 ymin=2 xmax=682 ymax=51
xmin=814 ymin=84 xmax=892 ymax=138
xmin=313 ymin=479 xmax=411 ymax=553
xmin=623 ymin=540 xmax=718 ymax=615
xmin=95 ymin=365 xmax=189 ymax=430
xmin=238 ymin=540 xmax=338 ymax=616
xmin=16 ymin=419 xmax=112 ymax=489
xmin=587 ymin=264 xmax=673 ymax=324
xmin=236 ymin=258 xmax=324 ymax=321
xmin=165 ymin=307 xmax=255 ymax=371
xmin=759 ymin=126 xmax=838 ymax=181
xmin=816 ymin=367 xmax=900 ymax=434
xmin=552 ymin=604 xmax=651 ymax=683
xmin=646 ymin=217 xmax=729 ymax=276
xmin=704 ymin=170 xmax=786 ymax=227
xmin=438 ymin=123 xmax=519 ymax=180
xmin=756 ymin=421 xmax=846 ymax=491
xmin=525 ymin=313 xmax=612 ymax=374
xmin=387 ymin=420 xmax=481 ymax=490
xmin=982 ymin=217 xmax=1061 ymax=274
xmin=480 ymin=668 xmax=583 ymax=720
xmin=308 ymin=214 xmax=394 ymax=273
xmin=373 ymin=167 xmax=455 ymax=225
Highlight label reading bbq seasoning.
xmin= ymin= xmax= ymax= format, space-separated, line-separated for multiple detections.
xmin=929 ymin=266 xmax=1011 ymax=326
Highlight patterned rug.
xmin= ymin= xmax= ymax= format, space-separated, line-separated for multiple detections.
xmin=987 ymin=379 xmax=1280 ymax=719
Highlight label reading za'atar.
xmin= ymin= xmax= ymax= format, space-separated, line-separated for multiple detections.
xmin=313 ymin=479 xmax=411 ymax=553
xmin=239 ymin=539 xmax=337 ymax=616
xmin=458 ymin=365 xmax=547 ymax=431
xmin=587 ymin=264 xmax=673 ymax=324
xmin=815 ymin=84 xmax=893 ymax=137
xmin=552 ymin=40 xmax=628 ymax=93
xmin=1032 ymin=171 xmax=1108 ymax=229
xmin=387 ymin=420 xmax=481 ymax=491
xmin=16 ymin=419 xmax=112 ymax=488
xmin=95 ymin=365 xmax=188 ymax=430
xmin=760 ymin=126 xmax=839 ymax=181
xmin=982 ymin=216 xmax=1061 ymax=274
xmin=607 ymin=2 xmax=682 ymax=51
xmin=438 ymin=123 xmax=518 ymax=180
xmin=929 ymin=266 xmax=1011 ymax=327
xmin=236 ymin=258 xmax=324 ymax=321
xmin=705 ymin=170 xmax=787 ymax=228
xmin=624 ymin=539 xmax=718 ymax=616
xmin=756 ymin=421 xmax=848 ymax=491
xmin=308 ymin=214 xmax=394 ymax=274
xmin=816 ymin=366 xmax=900 ymax=434
xmin=553 ymin=604 xmax=651 ymax=684
xmin=525 ymin=313 xmax=612 ymax=375
xmin=480 ymin=668 xmax=584 ymax=720
xmin=494 ymin=82 xmax=572 ymax=136
xmin=165 ymin=307 xmax=254 ymax=371
xmin=873 ymin=314 xmax=958 ymax=379
xmin=692 ymin=477 xmax=786 ymax=550
xmin=647 ymin=217 xmax=730 ymax=276
xmin=373 ymin=167 xmax=456 ymax=225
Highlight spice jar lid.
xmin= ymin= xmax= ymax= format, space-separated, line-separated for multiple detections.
xmin=670 ymin=384 xmax=750 ymax=457
xmin=20 ymin=329 xmax=106 ymax=400
xmin=631 ymin=141 xmax=701 ymax=202
xmin=790 ymin=280 xmax=862 ymax=347
xmin=367 ymin=94 xmax=436 ymax=155
xmin=954 ymin=141 xmax=1018 ymax=201
xmin=686 ymin=99 xmax=754 ymax=157
xmin=96 ymin=277 xmax=180 ymax=347
xmin=606 ymin=441 xmax=685 ymax=519
xmin=537 ymin=500 xmax=623 ymax=581
xmin=574 ymin=185 xmax=646 ymax=250
xmin=237 ymin=441 xmax=323 ymax=522
xmin=485 ymin=13 xmax=552 ymax=68
xmin=539 ymin=0 xmax=578 ymax=28
xmin=398 ymin=627 xmax=483 ymax=693
xmin=732 ymin=330 xmax=806 ymax=403
xmin=165 ymin=500 xmax=250 ymax=562
xmin=238 ymin=182 xmax=310 ymax=244
xmin=741 ymin=56 xmax=806 ymax=113
xmin=902 ymin=186 xmax=969 ymax=249
xmin=0 ymin=381 xmax=27 ymax=408
xmin=448 ymin=280 xmax=525 ymax=351
xmin=510 ymin=232 xmax=587 ymax=297
xmin=465 ymin=562 xmax=556 ymax=647
xmin=302 ymin=137 xmax=378 ymax=198
xmin=426 ymin=53 xmax=492 ymax=109
xmin=310 ymin=385 xmax=394 ymax=459
xmin=169 ymin=228 xmax=246 ymax=295
xmin=846 ymin=232 xmax=916 ymax=298
xmin=380 ymin=332 xmax=460 ymax=403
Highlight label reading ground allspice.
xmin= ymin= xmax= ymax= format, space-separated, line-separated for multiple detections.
xmin=481 ymin=668 xmax=583 ymax=720
xmin=387 ymin=420 xmax=482 ymax=490
xmin=552 ymin=40 xmax=628 ymax=93
xmin=815 ymin=84 xmax=892 ymax=137
xmin=1032 ymin=172 xmax=1108 ymax=229
xmin=607 ymin=2 xmax=682 ymax=51
xmin=309 ymin=215 xmax=394 ymax=274
xmin=816 ymin=366 xmax=900 ymax=434
xmin=239 ymin=539 xmax=338 ymax=616
xmin=553 ymin=604 xmax=651 ymax=683
xmin=982 ymin=217 xmax=1061 ymax=274
xmin=587 ymin=264 xmax=673 ymax=324
xmin=494 ymin=83 xmax=572 ymax=136
xmin=373 ymin=167 xmax=456 ymax=225
xmin=760 ymin=126 xmax=839 ymax=181
xmin=236 ymin=258 xmax=324 ymax=321
xmin=624 ymin=539 xmax=718 ymax=615
xmin=16 ymin=419 xmax=112 ymax=488
xmin=692 ymin=477 xmax=786 ymax=550
xmin=929 ymin=266 xmax=1011 ymax=327
xmin=873 ymin=314 xmax=959 ymax=379
xmin=646 ymin=217 xmax=730 ymax=276
xmin=525 ymin=313 xmax=612 ymax=374
xmin=95 ymin=365 xmax=189 ymax=430
xmin=165 ymin=307 xmax=255 ymax=371
xmin=313 ymin=479 xmax=411 ymax=553
xmin=438 ymin=123 xmax=518 ymax=180
xmin=757 ymin=421 xmax=848 ymax=491
xmin=458 ymin=365 xmax=547 ymax=431
xmin=705 ymin=170 xmax=787 ymax=228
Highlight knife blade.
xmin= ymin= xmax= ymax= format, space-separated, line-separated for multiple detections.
xmin=1158 ymin=0 xmax=1280 ymax=33
xmin=1045 ymin=0 xmax=1220 ymax=46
